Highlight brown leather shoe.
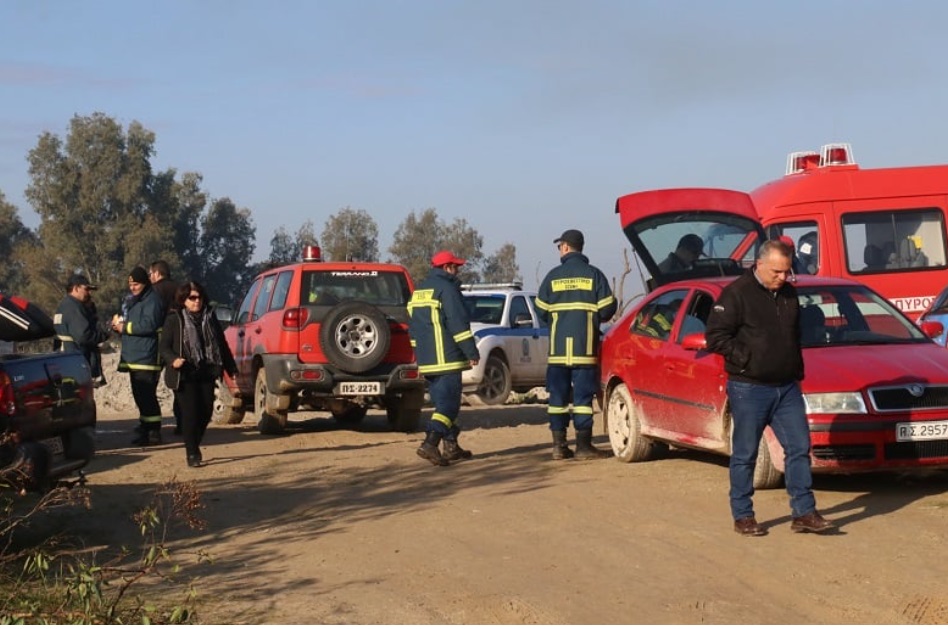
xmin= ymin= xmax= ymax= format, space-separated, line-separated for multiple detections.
xmin=791 ymin=511 xmax=836 ymax=534
xmin=734 ymin=517 xmax=767 ymax=537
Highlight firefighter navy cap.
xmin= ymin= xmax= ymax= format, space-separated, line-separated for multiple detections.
xmin=554 ymin=229 xmax=585 ymax=250
xmin=66 ymin=274 xmax=97 ymax=290
xmin=431 ymin=250 xmax=466 ymax=267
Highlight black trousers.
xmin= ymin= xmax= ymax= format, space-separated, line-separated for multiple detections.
xmin=175 ymin=371 xmax=216 ymax=459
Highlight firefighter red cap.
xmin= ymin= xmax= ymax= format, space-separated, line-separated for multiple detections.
xmin=431 ymin=250 xmax=466 ymax=267
xmin=778 ymin=235 xmax=796 ymax=250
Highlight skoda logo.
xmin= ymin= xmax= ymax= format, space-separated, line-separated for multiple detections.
xmin=907 ymin=384 xmax=926 ymax=398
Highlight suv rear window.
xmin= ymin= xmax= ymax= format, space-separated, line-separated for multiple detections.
xmin=302 ymin=270 xmax=411 ymax=306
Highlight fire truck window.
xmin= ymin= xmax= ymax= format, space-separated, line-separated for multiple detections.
xmin=843 ymin=208 xmax=946 ymax=273
xmin=768 ymin=222 xmax=818 ymax=275
xmin=235 ymin=277 xmax=261 ymax=325
xmin=251 ymin=275 xmax=277 ymax=321
xmin=268 ymin=271 xmax=293 ymax=311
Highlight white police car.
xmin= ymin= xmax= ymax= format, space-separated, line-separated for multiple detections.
xmin=461 ymin=284 xmax=549 ymax=404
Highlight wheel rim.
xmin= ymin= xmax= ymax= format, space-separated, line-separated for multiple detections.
xmin=255 ymin=374 xmax=266 ymax=417
xmin=334 ymin=315 xmax=379 ymax=358
xmin=478 ymin=359 xmax=507 ymax=402
xmin=607 ymin=388 xmax=633 ymax=452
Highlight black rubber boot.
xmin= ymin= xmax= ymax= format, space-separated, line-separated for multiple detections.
xmin=442 ymin=438 xmax=473 ymax=461
xmin=147 ymin=423 xmax=163 ymax=445
xmin=416 ymin=432 xmax=449 ymax=466
xmin=574 ymin=428 xmax=611 ymax=460
xmin=551 ymin=429 xmax=574 ymax=460
xmin=130 ymin=422 xmax=151 ymax=447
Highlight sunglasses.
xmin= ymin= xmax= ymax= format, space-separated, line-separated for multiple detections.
xmin=186 ymin=294 xmax=202 ymax=301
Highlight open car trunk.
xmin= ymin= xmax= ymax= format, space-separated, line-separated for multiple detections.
xmin=614 ymin=188 xmax=767 ymax=289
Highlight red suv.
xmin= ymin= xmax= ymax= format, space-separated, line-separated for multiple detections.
xmin=213 ymin=248 xmax=425 ymax=434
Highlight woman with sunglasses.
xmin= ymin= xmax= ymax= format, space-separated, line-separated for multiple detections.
xmin=159 ymin=281 xmax=237 ymax=467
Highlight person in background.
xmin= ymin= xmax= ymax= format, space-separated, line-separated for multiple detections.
xmin=150 ymin=259 xmax=184 ymax=435
xmin=536 ymin=229 xmax=617 ymax=460
xmin=658 ymin=234 xmax=704 ymax=273
xmin=407 ymin=250 xmax=480 ymax=466
xmin=112 ymin=266 xmax=165 ymax=446
xmin=159 ymin=280 xmax=237 ymax=468
xmin=705 ymin=239 xmax=835 ymax=537
xmin=53 ymin=274 xmax=110 ymax=386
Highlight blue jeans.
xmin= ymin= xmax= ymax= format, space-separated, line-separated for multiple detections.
xmin=727 ymin=380 xmax=816 ymax=520
xmin=546 ymin=365 xmax=598 ymax=431
xmin=425 ymin=372 xmax=462 ymax=437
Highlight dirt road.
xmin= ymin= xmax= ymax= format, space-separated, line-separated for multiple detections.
xmin=71 ymin=405 xmax=948 ymax=624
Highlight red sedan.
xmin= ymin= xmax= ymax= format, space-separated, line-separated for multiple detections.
xmin=601 ymin=189 xmax=948 ymax=488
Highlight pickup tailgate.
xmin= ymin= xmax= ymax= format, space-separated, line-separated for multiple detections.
xmin=0 ymin=351 xmax=96 ymax=441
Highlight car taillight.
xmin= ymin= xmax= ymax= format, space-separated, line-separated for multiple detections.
xmin=0 ymin=372 xmax=15 ymax=416
xmin=282 ymin=308 xmax=309 ymax=329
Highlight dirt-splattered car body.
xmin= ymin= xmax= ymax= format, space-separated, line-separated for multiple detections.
xmin=600 ymin=189 xmax=948 ymax=488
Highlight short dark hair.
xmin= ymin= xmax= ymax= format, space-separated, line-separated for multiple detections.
xmin=174 ymin=280 xmax=207 ymax=309
xmin=150 ymin=260 xmax=171 ymax=279
xmin=759 ymin=239 xmax=793 ymax=260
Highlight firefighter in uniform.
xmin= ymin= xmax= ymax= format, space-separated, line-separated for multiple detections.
xmin=53 ymin=274 xmax=109 ymax=377
xmin=407 ymin=250 xmax=480 ymax=466
xmin=536 ymin=229 xmax=617 ymax=460
xmin=112 ymin=266 xmax=166 ymax=446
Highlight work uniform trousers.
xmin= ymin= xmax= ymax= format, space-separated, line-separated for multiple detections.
xmin=546 ymin=365 xmax=598 ymax=432
xmin=425 ymin=371 xmax=463 ymax=438
xmin=175 ymin=368 xmax=217 ymax=460
xmin=129 ymin=370 xmax=162 ymax=427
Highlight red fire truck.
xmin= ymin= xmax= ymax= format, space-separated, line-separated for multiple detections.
xmin=751 ymin=143 xmax=948 ymax=317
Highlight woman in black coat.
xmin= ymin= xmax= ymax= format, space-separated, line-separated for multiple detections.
xmin=159 ymin=280 xmax=237 ymax=467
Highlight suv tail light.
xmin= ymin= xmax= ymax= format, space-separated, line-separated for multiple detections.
xmin=0 ymin=371 xmax=15 ymax=416
xmin=282 ymin=308 xmax=309 ymax=330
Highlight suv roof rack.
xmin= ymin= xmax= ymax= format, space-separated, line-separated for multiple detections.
xmin=461 ymin=282 xmax=523 ymax=291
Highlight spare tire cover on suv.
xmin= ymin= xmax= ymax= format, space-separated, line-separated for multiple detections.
xmin=319 ymin=301 xmax=391 ymax=374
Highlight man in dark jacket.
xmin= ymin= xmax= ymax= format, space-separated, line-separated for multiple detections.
xmin=536 ymin=229 xmax=617 ymax=460
xmin=705 ymin=239 xmax=835 ymax=537
xmin=149 ymin=260 xmax=183 ymax=433
xmin=53 ymin=274 xmax=109 ymax=381
xmin=149 ymin=260 xmax=177 ymax=313
xmin=407 ymin=250 xmax=479 ymax=466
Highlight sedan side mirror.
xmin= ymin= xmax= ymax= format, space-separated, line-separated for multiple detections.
xmin=680 ymin=332 xmax=707 ymax=351
xmin=920 ymin=320 xmax=944 ymax=340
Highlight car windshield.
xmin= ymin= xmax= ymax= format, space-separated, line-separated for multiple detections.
xmin=462 ymin=295 xmax=505 ymax=324
xmin=301 ymin=270 xmax=411 ymax=306
xmin=797 ymin=285 xmax=930 ymax=347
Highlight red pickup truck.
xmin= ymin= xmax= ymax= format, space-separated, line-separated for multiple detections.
xmin=0 ymin=294 xmax=96 ymax=491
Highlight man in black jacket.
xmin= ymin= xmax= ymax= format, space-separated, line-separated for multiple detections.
xmin=705 ymin=239 xmax=835 ymax=537
xmin=149 ymin=260 xmax=183 ymax=434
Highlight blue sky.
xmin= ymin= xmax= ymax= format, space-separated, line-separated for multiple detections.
xmin=3 ymin=0 xmax=948 ymax=295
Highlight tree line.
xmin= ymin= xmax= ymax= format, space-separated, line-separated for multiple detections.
xmin=0 ymin=112 xmax=521 ymax=316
